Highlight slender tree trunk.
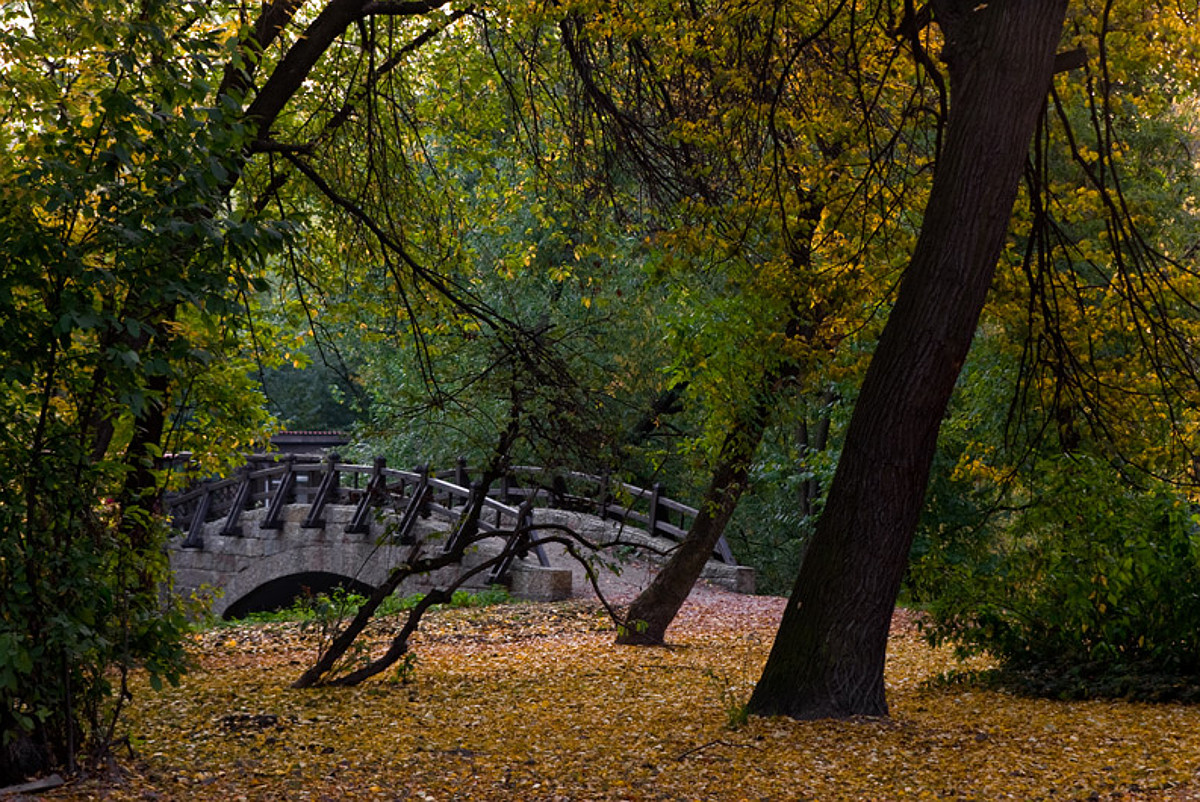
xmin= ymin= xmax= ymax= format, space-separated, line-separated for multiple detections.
xmin=616 ymin=396 xmax=768 ymax=645
xmin=625 ymin=381 xmax=688 ymax=448
xmin=748 ymin=0 xmax=1069 ymax=720
xmin=797 ymin=388 xmax=836 ymax=518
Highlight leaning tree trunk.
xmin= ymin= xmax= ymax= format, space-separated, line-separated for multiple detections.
xmin=748 ymin=0 xmax=1070 ymax=720
xmin=616 ymin=396 xmax=768 ymax=645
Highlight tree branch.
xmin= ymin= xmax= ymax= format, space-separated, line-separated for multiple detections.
xmin=217 ymin=0 xmax=307 ymax=103
xmin=244 ymin=0 xmax=444 ymax=142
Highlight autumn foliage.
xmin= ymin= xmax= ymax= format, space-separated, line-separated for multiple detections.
xmin=38 ymin=592 xmax=1200 ymax=801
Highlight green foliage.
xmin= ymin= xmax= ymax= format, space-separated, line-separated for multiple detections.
xmin=250 ymin=11 xmax=670 ymax=475
xmin=0 ymin=492 xmax=196 ymax=775
xmin=389 ymin=652 xmax=420 ymax=686
xmin=229 ymin=585 xmax=514 ymax=626
xmin=704 ymin=669 xmax=751 ymax=731
xmin=261 ymin=352 xmax=361 ymax=431
xmin=723 ymin=390 xmax=847 ymax=595
xmin=724 ymin=461 xmax=817 ymax=595
xmin=0 ymin=0 xmax=283 ymax=779
xmin=913 ymin=454 xmax=1200 ymax=701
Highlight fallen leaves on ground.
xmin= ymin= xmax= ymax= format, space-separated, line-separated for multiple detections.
xmin=47 ymin=593 xmax=1200 ymax=801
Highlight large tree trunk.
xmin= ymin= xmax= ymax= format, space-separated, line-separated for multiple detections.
xmin=747 ymin=0 xmax=1069 ymax=720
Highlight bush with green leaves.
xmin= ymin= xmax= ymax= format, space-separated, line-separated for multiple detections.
xmin=0 ymin=496 xmax=194 ymax=778
xmin=0 ymin=1 xmax=283 ymax=781
xmin=911 ymin=454 xmax=1200 ymax=700
xmin=231 ymin=585 xmax=515 ymax=627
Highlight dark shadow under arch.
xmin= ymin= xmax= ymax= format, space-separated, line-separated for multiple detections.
xmin=222 ymin=571 xmax=374 ymax=620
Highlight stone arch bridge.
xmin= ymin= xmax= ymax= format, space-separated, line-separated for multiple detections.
xmin=166 ymin=455 xmax=753 ymax=618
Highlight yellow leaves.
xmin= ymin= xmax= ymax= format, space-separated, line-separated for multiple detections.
xmin=71 ymin=599 xmax=1200 ymax=801
xmin=950 ymin=444 xmax=1008 ymax=486
xmin=279 ymin=351 xmax=307 ymax=370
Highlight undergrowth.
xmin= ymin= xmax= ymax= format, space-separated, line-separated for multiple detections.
xmin=209 ymin=585 xmax=514 ymax=628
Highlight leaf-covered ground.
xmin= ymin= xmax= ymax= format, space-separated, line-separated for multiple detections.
xmin=46 ymin=593 xmax=1200 ymax=801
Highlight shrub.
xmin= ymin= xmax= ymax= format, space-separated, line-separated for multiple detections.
xmin=911 ymin=455 xmax=1200 ymax=700
xmin=0 ymin=486 xmax=194 ymax=781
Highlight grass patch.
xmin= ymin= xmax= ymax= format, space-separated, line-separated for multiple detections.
xmin=209 ymin=584 xmax=514 ymax=628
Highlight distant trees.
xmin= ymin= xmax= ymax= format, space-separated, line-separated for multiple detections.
xmin=545 ymin=0 xmax=930 ymax=643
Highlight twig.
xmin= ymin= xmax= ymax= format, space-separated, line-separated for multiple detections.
xmin=675 ymin=739 xmax=758 ymax=761
xmin=0 ymin=774 xmax=66 ymax=796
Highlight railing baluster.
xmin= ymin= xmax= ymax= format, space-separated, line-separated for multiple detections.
xmin=391 ymin=470 xmax=430 ymax=545
xmin=413 ymin=465 xmax=432 ymax=519
xmin=220 ymin=466 xmax=254 ymax=536
xmin=444 ymin=481 xmax=482 ymax=553
xmin=488 ymin=497 xmax=550 ymax=582
xmin=260 ymin=455 xmax=297 ymax=530
xmin=454 ymin=457 xmax=469 ymax=504
xmin=647 ymin=482 xmax=663 ymax=537
xmin=302 ymin=452 xmax=340 ymax=529
xmin=597 ymin=472 xmax=610 ymax=520
xmin=346 ymin=456 xmax=385 ymax=535
xmin=182 ymin=481 xmax=212 ymax=549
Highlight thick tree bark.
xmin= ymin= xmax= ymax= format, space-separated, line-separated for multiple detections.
xmin=616 ymin=397 xmax=768 ymax=645
xmin=747 ymin=0 xmax=1070 ymax=719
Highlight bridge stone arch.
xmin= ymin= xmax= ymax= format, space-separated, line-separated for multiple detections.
xmin=170 ymin=503 xmax=503 ymax=619
xmin=222 ymin=571 xmax=375 ymax=620
xmin=166 ymin=455 xmax=753 ymax=618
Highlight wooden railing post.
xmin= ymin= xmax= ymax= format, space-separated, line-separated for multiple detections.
xmin=347 ymin=456 xmax=386 ymax=535
xmin=182 ymin=480 xmax=212 ymax=549
xmin=488 ymin=497 xmax=550 ymax=582
xmin=302 ymin=452 xmax=341 ymax=529
xmin=648 ymin=482 xmax=663 ymax=537
xmin=454 ymin=456 xmax=469 ymax=496
xmin=444 ymin=481 xmax=482 ymax=553
xmin=260 ymin=454 xmax=297 ymax=530
xmin=597 ymin=472 xmax=610 ymax=521
xmin=249 ymin=454 xmax=271 ymax=501
xmin=496 ymin=472 xmax=510 ymax=528
xmin=414 ymin=465 xmax=432 ymax=518
xmin=220 ymin=465 xmax=255 ymax=536
xmin=390 ymin=468 xmax=430 ymax=545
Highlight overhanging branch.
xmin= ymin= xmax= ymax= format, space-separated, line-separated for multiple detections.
xmin=280 ymin=150 xmax=508 ymax=329
xmin=244 ymin=0 xmax=445 ymax=142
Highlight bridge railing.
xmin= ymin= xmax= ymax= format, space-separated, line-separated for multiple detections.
xmin=165 ymin=454 xmax=735 ymax=565
xmin=433 ymin=463 xmax=735 ymax=565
